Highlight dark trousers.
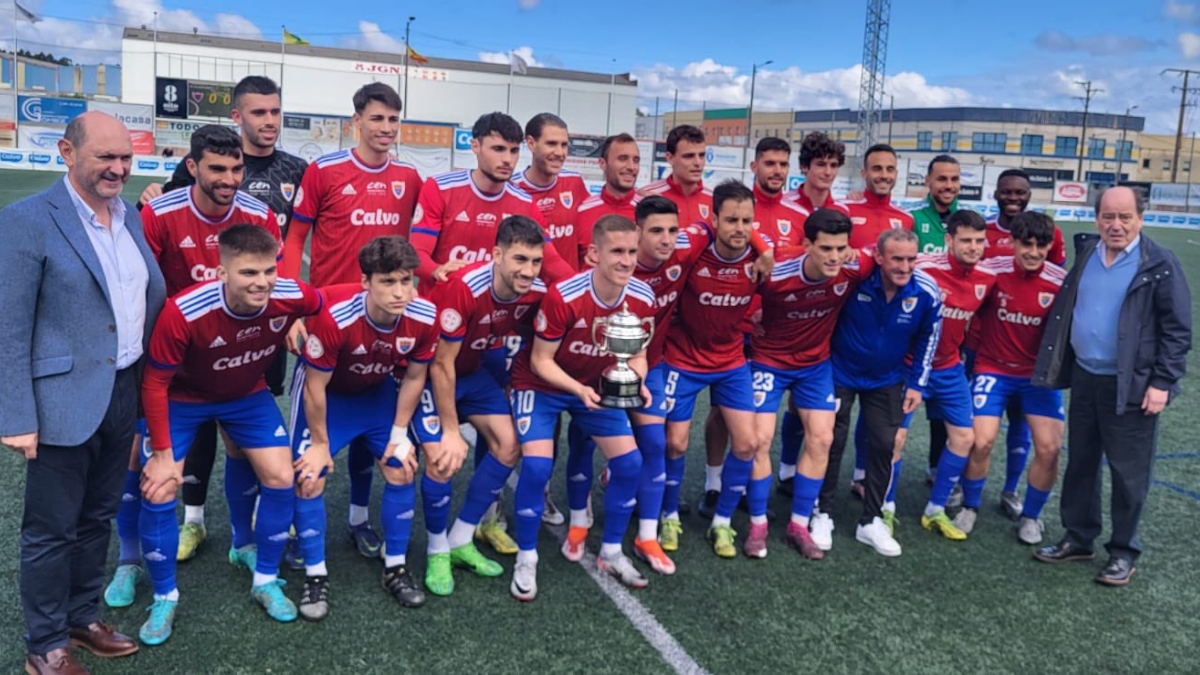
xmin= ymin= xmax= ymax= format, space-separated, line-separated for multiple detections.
xmin=1061 ymin=363 xmax=1159 ymax=562
xmin=822 ymin=383 xmax=904 ymax=525
xmin=21 ymin=367 xmax=136 ymax=655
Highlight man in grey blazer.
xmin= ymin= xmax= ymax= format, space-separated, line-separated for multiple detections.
xmin=0 ymin=112 xmax=167 ymax=675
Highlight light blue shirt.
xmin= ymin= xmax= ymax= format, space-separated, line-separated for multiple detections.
xmin=1071 ymin=235 xmax=1141 ymax=376
xmin=63 ymin=176 xmax=149 ymax=369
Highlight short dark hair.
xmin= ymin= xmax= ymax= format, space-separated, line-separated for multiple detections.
xmin=927 ymin=154 xmax=959 ymax=175
xmin=233 ymin=76 xmax=280 ymax=110
xmin=352 ymin=82 xmax=402 ymax=115
xmin=496 ymin=215 xmax=546 ymax=248
xmin=525 ymin=112 xmax=568 ymax=140
xmin=665 ymin=125 xmax=705 ymax=155
xmin=219 ymin=223 xmax=278 ymax=259
xmin=473 ymin=112 xmax=523 ymax=144
xmin=1094 ymin=186 xmax=1147 ymax=215
xmin=864 ymin=143 xmax=896 ymax=162
xmin=358 ymin=236 xmax=420 ymax=278
xmin=592 ymin=214 xmax=637 ymax=244
xmin=190 ymin=124 xmax=242 ymax=162
xmin=635 ymin=195 xmax=678 ymax=226
xmin=1009 ymin=211 xmax=1056 ymax=246
xmin=799 ymin=132 xmax=845 ymax=169
xmin=712 ymin=179 xmax=754 ymax=217
xmin=600 ymin=132 xmax=638 ymax=161
xmin=878 ymin=228 xmax=918 ymax=253
xmin=996 ymin=168 xmax=1031 ymax=185
xmin=803 ymin=208 xmax=852 ymax=242
xmin=63 ymin=116 xmax=86 ymax=148
xmin=754 ymin=137 xmax=791 ymax=159
xmin=945 ymin=209 xmax=987 ymax=235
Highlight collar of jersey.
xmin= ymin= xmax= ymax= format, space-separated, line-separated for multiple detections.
xmin=356 ymin=291 xmax=401 ymax=332
xmin=588 ymin=271 xmax=626 ymax=310
xmin=348 ymin=149 xmax=390 ymax=174
xmin=188 ymin=186 xmax=235 ymax=226
xmin=519 ymin=168 xmax=557 ymax=191
xmin=221 ymin=285 xmax=267 ymax=320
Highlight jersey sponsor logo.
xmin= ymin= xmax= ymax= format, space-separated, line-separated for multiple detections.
xmin=537 ymin=197 xmax=556 ymax=211
xmin=573 ymin=318 xmax=588 ymax=329
xmin=246 ymin=180 xmax=271 ymax=193
xmin=699 ymin=292 xmax=752 ymax=307
xmin=270 ymin=317 xmax=288 ymax=333
xmin=851 ymin=217 xmax=868 ymax=226
xmin=366 ymin=181 xmax=387 ymax=195
xmin=352 ymin=344 xmax=368 ymax=355
xmin=1038 ymin=292 xmax=1054 ymax=308
xmin=479 ymin=313 xmax=492 ymax=325
xmin=666 ymin=264 xmax=682 ymax=282
xmin=535 ymin=310 xmax=548 ymax=333
xmin=901 ymin=297 xmax=918 ymax=313
xmin=514 ymin=305 xmax=530 ymax=320
xmin=396 ymin=337 xmax=415 ymax=354
xmin=204 ymin=234 xmax=220 ymax=248
xmin=833 ymin=281 xmax=849 ymax=296
xmin=440 ymin=308 xmax=463 ymax=333
xmin=568 ymin=340 xmax=604 ymax=357
xmin=777 ymin=219 xmax=792 ymax=236
xmin=391 ymin=181 xmax=407 ymax=199
xmin=214 ymin=344 xmax=277 ymax=370
xmin=942 ymin=306 xmax=975 ymax=321
xmin=209 ymin=335 xmax=227 ymax=348
xmin=857 ymin=292 xmax=872 ymax=302
xmin=179 ymin=235 xmax=196 ymax=249
xmin=976 ymin=284 xmax=988 ymax=300
xmin=237 ymin=326 xmax=261 ymax=342
xmin=280 ymin=183 xmax=295 ymax=201
xmin=698 ymin=204 xmax=709 ymax=219
xmin=349 ymin=362 xmax=393 ymax=376
xmin=455 ymin=210 xmax=470 ymax=223
xmin=718 ymin=267 xmax=740 ymax=277
xmin=697 ymin=267 xmax=712 ymax=278
xmin=351 ymin=208 xmax=402 ymax=226
xmin=786 ymin=307 xmax=834 ymax=320
xmin=448 ymin=245 xmax=491 ymax=263
xmin=476 ymin=213 xmax=498 ymax=227
xmin=191 ymin=264 xmax=218 ymax=282
xmin=547 ymin=223 xmax=573 ymax=240
xmin=997 ymin=308 xmax=1042 ymax=326
xmin=560 ymin=191 xmax=574 ymax=209
xmin=305 ymin=335 xmax=324 ymax=359
xmin=655 ymin=290 xmax=678 ymax=308
xmin=341 ymin=184 xmax=357 ymax=196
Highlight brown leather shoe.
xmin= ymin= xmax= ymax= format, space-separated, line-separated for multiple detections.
xmin=24 ymin=648 xmax=90 ymax=675
xmin=68 ymin=622 xmax=138 ymax=658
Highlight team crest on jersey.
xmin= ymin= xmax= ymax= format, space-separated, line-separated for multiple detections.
xmin=753 ymin=391 xmax=766 ymax=408
xmin=1038 ymin=292 xmax=1054 ymax=308
xmin=974 ymin=394 xmax=987 ymax=410
xmin=890 ymin=218 xmax=903 ymax=229
xmin=777 ymin=219 xmax=792 ymax=236
xmin=940 ymin=289 xmax=950 ymax=302
xmin=396 ymin=337 xmax=415 ymax=354
xmin=280 ymin=183 xmax=295 ymax=201
xmin=516 ymin=416 xmax=531 ymax=435
xmin=666 ymin=264 xmax=682 ymax=282
xmin=559 ymin=191 xmax=573 ymax=208
xmin=422 ymin=416 xmax=441 ymax=435
xmin=269 ymin=317 xmax=288 ymax=333
xmin=833 ymin=281 xmax=848 ymax=296
xmin=305 ymin=335 xmax=324 ymax=360
xmin=514 ymin=306 xmax=530 ymax=320
xmin=901 ymin=297 xmax=918 ymax=313
xmin=392 ymin=181 xmax=406 ymax=199
xmin=975 ymin=284 xmax=988 ymax=300
xmin=744 ymin=262 xmax=755 ymax=279
xmin=699 ymin=204 xmax=710 ymax=219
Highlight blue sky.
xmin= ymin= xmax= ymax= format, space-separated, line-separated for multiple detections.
xmin=7 ymin=0 xmax=1200 ymax=132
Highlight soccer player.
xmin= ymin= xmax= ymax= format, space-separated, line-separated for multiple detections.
xmin=575 ymin=133 xmax=643 ymax=264
xmin=910 ymin=155 xmax=962 ymax=254
xmin=749 ymin=137 xmax=808 ymax=250
xmin=751 ymin=208 xmax=872 ymax=559
xmin=418 ymin=216 xmax=548 ymax=596
xmin=822 ymin=228 xmax=941 ymax=557
xmin=785 ymin=132 xmax=851 ymax=215
xmin=507 ymin=215 xmax=657 ymax=600
xmin=512 ymin=113 xmax=590 ymax=270
xmin=845 ymin=143 xmax=914 ymax=247
xmin=985 ymin=169 xmax=1066 ymax=265
xmin=289 ymin=236 xmax=438 ymax=620
xmin=136 ymin=225 xmax=323 ymax=645
xmin=957 ymin=212 xmax=1066 ymax=545
xmin=639 ymin=125 xmax=712 ymax=225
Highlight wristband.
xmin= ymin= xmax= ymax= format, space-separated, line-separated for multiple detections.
xmin=390 ymin=425 xmax=413 ymax=461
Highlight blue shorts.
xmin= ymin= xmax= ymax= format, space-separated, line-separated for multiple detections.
xmin=750 ymin=360 xmax=837 ymax=414
xmin=971 ymin=372 xmax=1064 ymax=421
xmin=662 ymin=362 xmax=755 ymax=423
xmin=901 ymin=363 xmax=973 ymax=429
xmin=412 ymin=369 xmax=513 ymax=444
xmin=510 ymin=389 xmax=633 ymax=445
xmin=289 ymin=366 xmax=404 ymax=468
xmin=637 ymin=362 xmax=672 ymax=418
xmin=144 ymin=389 xmax=289 ymax=464
xmin=481 ymin=335 xmax=524 ymax=388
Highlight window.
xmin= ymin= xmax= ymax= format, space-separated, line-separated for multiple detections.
xmin=1164 ymin=159 xmax=1172 ymax=171
xmin=971 ymin=132 xmax=1007 ymax=153
xmin=917 ymin=131 xmax=933 ymax=151
xmin=941 ymin=131 xmax=958 ymax=151
xmin=1020 ymin=134 xmax=1043 ymax=156
xmin=1117 ymin=141 xmax=1133 ymax=161
xmin=1186 ymin=161 xmax=1193 ymax=173
xmin=1054 ymin=136 xmax=1078 ymax=158
xmin=1087 ymin=138 xmax=1106 ymax=159
xmin=1142 ymin=158 xmax=1151 ymax=169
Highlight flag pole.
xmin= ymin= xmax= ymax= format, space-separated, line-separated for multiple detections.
xmin=403 ymin=16 xmax=414 ymax=120
xmin=280 ymin=25 xmax=286 ymax=103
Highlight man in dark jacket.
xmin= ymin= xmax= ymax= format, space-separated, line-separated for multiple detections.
xmin=1031 ymin=186 xmax=1192 ymax=586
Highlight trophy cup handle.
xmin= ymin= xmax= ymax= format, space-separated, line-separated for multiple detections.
xmin=641 ymin=317 xmax=655 ymax=352
xmin=591 ymin=317 xmax=608 ymax=353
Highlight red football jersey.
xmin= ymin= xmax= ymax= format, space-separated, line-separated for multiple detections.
xmin=914 ymin=253 xmax=997 ymax=369
xmin=972 ymin=257 xmax=1066 ymax=378
xmin=634 ymin=226 xmax=710 ymax=365
xmin=639 ymin=174 xmax=712 ymax=226
xmin=751 ymin=251 xmax=873 ymax=370
xmin=512 ymin=169 xmax=590 ymax=270
xmin=785 ymin=187 xmax=851 ymax=216
xmin=434 ymin=261 xmax=547 ymax=374
xmin=752 ymin=185 xmax=808 ymax=252
xmin=845 ymin=191 xmax=915 ymax=249
xmin=142 ymin=187 xmax=281 ymax=296
xmin=575 ymin=187 xmax=641 ymax=267
xmin=303 ymin=284 xmax=437 ymax=395
xmin=982 ymin=214 xmax=1067 ymax=266
xmin=664 ymin=240 xmax=761 ymax=372
xmin=510 ymin=271 xmax=657 ymax=395
xmin=285 ymin=149 xmax=422 ymax=287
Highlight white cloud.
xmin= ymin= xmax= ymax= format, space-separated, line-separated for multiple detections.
xmin=479 ymin=45 xmax=543 ymax=67
xmin=213 ymin=14 xmax=263 ymax=40
xmin=1180 ymin=32 xmax=1200 ymax=58
xmin=345 ymin=21 xmax=406 ymax=53
xmin=1166 ymin=0 xmax=1200 ymax=23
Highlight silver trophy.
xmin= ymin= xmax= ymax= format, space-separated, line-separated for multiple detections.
xmin=591 ymin=303 xmax=655 ymax=409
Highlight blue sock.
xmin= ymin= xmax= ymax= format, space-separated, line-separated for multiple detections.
xmin=381 ymin=482 xmax=416 ymax=561
xmin=633 ymin=424 xmax=666 ymax=521
xmin=962 ymin=477 xmax=987 ymax=509
xmin=715 ymin=454 xmax=753 ymax=519
xmin=473 ymin=432 xmax=492 ymax=470
xmin=779 ymin=410 xmax=803 ymax=468
xmin=1003 ymin=419 xmax=1031 ymax=493
xmin=254 ymin=486 xmax=294 ymax=577
xmin=791 ymin=474 xmax=823 ymax=518
xmin=514 ymin=456 xmax=553 ymax=551
xmin=663 ymin=455 xmax=685 ymax=516
xmin=603 ymin=451 xmax=642 ymax=545
xmin=885 ymin=459 xmax=902 ymax=505
xmin=117 ymin=469 xmax=142 ymax=564
xmin=348 ymin=438 xmax=374 ymax=510
xmin=421 ymin=475 xmax=453 ymax=536
xmin=853 ymin=414 xmax=869 ymax=474
xmin=139 ymin=498 xmax=178 ymax=596
xmin=747 ymin=475 xmax=772 ymax=518
xmin=224 ymin=455 xmax=259 ymax=550
xmin=566 ymin=425 xmax=595 ymax=512
xmin=294 ymin=495 xmax=327 ymax=567
xmin=458 ymin=454 xmax=513 ymax=526
xmin=1022 ymin=485 xmax=1052 ymax=519
xmin=929 ymin=450 xmax=968 ymax=508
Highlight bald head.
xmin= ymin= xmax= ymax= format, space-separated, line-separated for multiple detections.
xmin=1094 ymin=186 xmax=1144 ymax=253
xmin=58 ymin=112 xmax=133 ymax=206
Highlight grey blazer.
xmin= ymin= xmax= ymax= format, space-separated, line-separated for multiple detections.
xmin=0 ymin=178 xmax=167 ymax=447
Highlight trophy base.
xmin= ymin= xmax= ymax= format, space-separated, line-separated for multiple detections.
xmin=599 ymin=394 xmax=645 ymax=409
xmin=598 ymin=375 xmax=644 ymax=409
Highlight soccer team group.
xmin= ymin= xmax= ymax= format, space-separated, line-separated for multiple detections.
xmin=109 ymin=75 xmax=1078 ymax=646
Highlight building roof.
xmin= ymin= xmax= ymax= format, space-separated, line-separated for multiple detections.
xmin=791 ymin=106 xmax=1145 ymax=132
xmin=121 ymin=28 xmax=636 ymax=87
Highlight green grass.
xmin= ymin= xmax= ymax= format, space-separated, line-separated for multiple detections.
xmin=2 ymin=169 xmax=1199 ymax=673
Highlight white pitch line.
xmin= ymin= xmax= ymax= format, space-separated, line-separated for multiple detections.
xmin=545 ymin=523 xmax=709 ymax=675
xmin=1187 ymin=239 xmax=1200 ymax=246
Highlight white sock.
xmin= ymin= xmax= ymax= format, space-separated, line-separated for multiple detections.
xmin=427 ymin=531 xmax=450 ymax=555
xmin=155 ymin=589 xmax=180 ymax=602
xmin=791 ymin=514 xmax=810 ymax=527
xmin=663 ymin=511 xmax=680 ymax=521
xmin=924 ymin=503 xmax=944 ymax=517
xmin=184 ymin=505 xmax=205 ymax=526
xmin=779 ymin=463 xmax=797 ymax=481
xmin=481 ymin=500 xmax=499 ymax=524
xmin=252 ymin=572 xmax=277 ymax=588
xmin=852 ymin=468 xmax=865 ymax=482
xmin=599 ymin=542 xmax=622 ymax=559
xmin=516 ymin=549 xmax=538 ymax=566
xmin=883 ymin=501 xmax=896 ymax=513
xmin=637 ymin=518 xmax=658 ymax=542
xmin=750 ymin=514 xmax=768 ymax=526
xmin=348 ymin=505 xmax=369 ymax=527
xmin=569 ymin=509 xmax=590 ymax=528
xmin=712 ymin=515 xmax=732 ymax=529
xmin=447 ymin=519 xmax=475 ymax=550
xmin=384 ymin=553 xmax=406 ymax=568
xmin=306 ymin=562 xmax=328 ymax=577
xmin=705 ymin=465 xmax=722 ymax=493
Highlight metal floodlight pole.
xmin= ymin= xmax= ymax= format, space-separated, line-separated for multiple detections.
xmin=403 ymin=16 xmax=414 ymax=120
xmin=746 ymin=59 xmax=772 ymax=149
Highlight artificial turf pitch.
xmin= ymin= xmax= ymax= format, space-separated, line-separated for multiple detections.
xmin=1 ymin=169 xmax=1198 ymax=673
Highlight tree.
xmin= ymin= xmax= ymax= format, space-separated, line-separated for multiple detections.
xmin=16 ymin=49 xmax=72 ymax=66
